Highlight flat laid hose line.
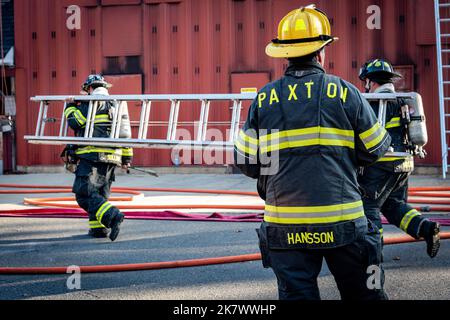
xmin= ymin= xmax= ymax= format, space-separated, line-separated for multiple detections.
xmin=0 ymin=184 xmax=449 ymax=275
xmin=0 ymin=234 xmax=449 ymax=275
xmin=1 ymin=184 xmax=450 ymax=212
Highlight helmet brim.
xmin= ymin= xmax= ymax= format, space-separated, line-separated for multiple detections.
xmin=265 ymin=38 xmax=338 ymax=58
xmin=88 ymin=81 xmax=113 ymax=89
xmin=366 ymin=70 xmax=403 ymax=81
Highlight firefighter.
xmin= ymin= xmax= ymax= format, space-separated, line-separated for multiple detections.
xmin=358 ymin=59 xmax=440 ymax=258
xmin=63 ymin=74 xmax=133 ymax=241
xmin=234 ymin=5 xmax=391 ymax=300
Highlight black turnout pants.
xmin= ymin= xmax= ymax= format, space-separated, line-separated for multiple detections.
xmin=258 ymin=223 xmax=387 ymax=300
xmin=359 ymin=166 xmax=424 ymax=238
xmin=73 ymin=158 xmax=120 ymax=230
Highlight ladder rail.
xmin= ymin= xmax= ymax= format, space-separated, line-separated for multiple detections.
xmin=30 ymin=93 xmax=257 ymax=102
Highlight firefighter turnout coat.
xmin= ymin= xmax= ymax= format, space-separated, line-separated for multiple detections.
xmin=234 ymin=62 xmax=391 ymax=249
xmin=64 ymin=100 xmax=133 ymax=166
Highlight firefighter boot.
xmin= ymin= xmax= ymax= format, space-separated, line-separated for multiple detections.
xmin=88 ymin=228 xmax=109 ymax=238
xmin=109 ymin=212 xmax=125 ymax=242
xmin=419 ymin=221 xmax=440 ymax=258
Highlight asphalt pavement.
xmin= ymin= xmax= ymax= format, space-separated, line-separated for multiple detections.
xmin=0 ymin=172 xmax=449 ymax=300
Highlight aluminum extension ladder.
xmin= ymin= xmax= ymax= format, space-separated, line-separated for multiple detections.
xmin=25 ymin=94 xmax=255 ymax=150
xmin=435 ymin=0 xmax=450 ymax=178
xmin=25 ymin=92 xmax=417 ymax=159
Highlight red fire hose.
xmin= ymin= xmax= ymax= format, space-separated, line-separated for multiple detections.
xmin=0 ymin=184 xmax=449 ymax=275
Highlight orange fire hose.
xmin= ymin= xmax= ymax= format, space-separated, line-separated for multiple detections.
xmin=0 ymin=184 xmax=449 ymax=275
xmin=0 ymin=234 xmax=449 ymax=275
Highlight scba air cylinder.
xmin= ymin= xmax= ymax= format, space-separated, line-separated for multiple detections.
xmin=404 ymin=93 xmax=428 ymax=148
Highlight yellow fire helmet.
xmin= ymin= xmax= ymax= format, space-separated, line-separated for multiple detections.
xmin=266 ymin=4 xmax=338 ymax=58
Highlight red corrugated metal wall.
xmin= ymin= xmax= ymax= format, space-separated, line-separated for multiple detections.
xmin=15 ymin=0 xmax=441 ymax=167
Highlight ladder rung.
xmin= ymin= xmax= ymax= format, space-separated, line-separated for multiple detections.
xmin=440 ymin=3 xmax=450 ymax=7
xmin=442 ymin=49 xmax=450 ymax=53
xmin=441 ymin=18 xmax=450 ymax=22
xmin=441 ymin=34 xmax=450 ymax=37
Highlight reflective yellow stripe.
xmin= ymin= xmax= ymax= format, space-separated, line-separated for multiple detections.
xmin=400 ymin=209 xmax=421 ymax=232
xmin=266 ymin=200 xmax=362 ymax=213
xmin=264 ymin=211 xmax=364 ymax=224
xmin=239 ymin=130 xmax=259 ymax=145
xmin=95 ymin=114 xmax=110 ymax=119
xmin=260 ymin=127 xmax=354 ymax=143
xmin=359 ymin=122 xmax=387 ymax=150
xmin=234 ymin=130 xmax=259 ymax=156
xmin=379 ymin=228 xmax=384 ymax=235
xmin=76 ymin=146 xmax=122 ymax=156
xmin=365 ymin=129 xmax=386 ymax=149
xmin=377 ymin=157 xmax=406 ymax=162
xmin=264 ymin=200 xmax=364 ymax=224
xmin=89 ymin=221 xmax=105 ymax=229
xmin=385 ymin=117 xmax=401 ymax=129
xmin=94 ymin=114 xmax=111 ymax=123
xmin=360 ymin=122 xmax=381 ymax=140
xmin=96 ymin=202 xmax=112 ymax=223
xmin=122 ymin=148 xmax=133 ymax=157
xmin=73 ymin=110 xmax=87 ymax=126
xmin=64 ymin=107 xmax=77 ymax=118
xmin=259 ymin=127 xmax=355 ymax=154
xmin=65 ymin=107 xmax=86 ymax=126
xmin=261 ymin=139 xmax=354 ymax=153
xmin=235 ymin=140 xmax=258 ymax=156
